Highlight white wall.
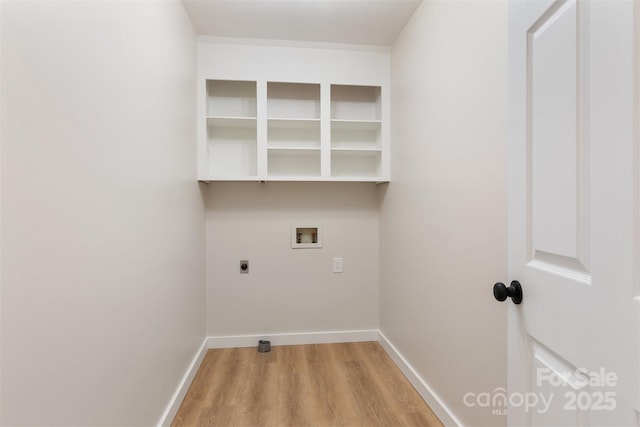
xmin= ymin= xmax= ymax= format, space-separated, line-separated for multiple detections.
xmin=0 ymin=1 xmax=205 ymax=425
xmin=206 ymin=182 xmax=378 ymax=336
xmin=381 ymin=1 xmax=508 ymax=426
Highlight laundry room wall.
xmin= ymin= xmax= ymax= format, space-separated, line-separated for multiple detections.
xmin=0 ymin=1 xmax=206 ymax=425
xmin=380 ymin=1 xmax=509 ymax=425
xmin=205 ymin=182 xmax=379 ymax=337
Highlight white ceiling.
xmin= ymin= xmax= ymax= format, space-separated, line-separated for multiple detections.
xmin=181 ymin=0 xmax=422 ymax=46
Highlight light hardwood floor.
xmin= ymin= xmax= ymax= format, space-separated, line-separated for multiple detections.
xmin=172 ymin=341 xmax=443 ymax=427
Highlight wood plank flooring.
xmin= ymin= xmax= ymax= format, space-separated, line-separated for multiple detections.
xmin=172 ymin=341 xmax=443 ymax=427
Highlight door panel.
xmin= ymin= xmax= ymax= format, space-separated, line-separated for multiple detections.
xmin=528 ymin=0 xmax=591 ymax=283
xmin=531 ymin=341 xmax=590 ymax=426
xmin=530 ymin=0 xmax=581 ymax=264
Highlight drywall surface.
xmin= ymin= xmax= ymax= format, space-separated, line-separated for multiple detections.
xmin=382 ymin=1 xmax=508 ymax=425
xmin=205 ymin=182 xmax=378 ymax=336
xmin=0 ymin=1 xmax=205 ymax=425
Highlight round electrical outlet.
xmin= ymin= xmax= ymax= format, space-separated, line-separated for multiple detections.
xmin=240 ymin=260 xmax=249 ymax=274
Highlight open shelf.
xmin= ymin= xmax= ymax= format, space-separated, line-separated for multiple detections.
xmin=268 ymin=149 xmax=321 ymax=178
xmin=331 ymin=120 xmax=381 ymax=150
xmin=207 ymin=80 xmax=257 ymax=118
xmin=268 ymin=119 xmax=321 ymax=150
xmin=207 ymin=117 xmax=257 ymax=128
xmin=268 ymin=82 xmax=321 ymax=120
xmin=207 ymin=121 xmax=257 ymax=177
xmin=331 ymin=85 xmax=381 ymax=121
xmin=331 ymin=149 xmax=381 ymax=178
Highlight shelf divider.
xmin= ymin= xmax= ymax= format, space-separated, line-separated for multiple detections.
xmin=256 ymin=80 xmax=268 ymax=179
xmin=321 ymin=82 xmax=331 ymax=178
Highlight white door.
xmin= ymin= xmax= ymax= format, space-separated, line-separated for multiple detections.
xmin=506 ymin=0 xmax=639 ymax=425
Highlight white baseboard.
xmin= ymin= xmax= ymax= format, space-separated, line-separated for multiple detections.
xmin=207 ymin=329 xmax=379 ymax=349
xmin=157 ymin=337 xmax=208 ymax=427
xmin=377 ymin=330 xmax=463 ymax=427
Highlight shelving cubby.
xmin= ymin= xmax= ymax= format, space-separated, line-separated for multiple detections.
xmin=267 ymin=119 xmax=321 ymax=150
xmin=330 ymin=85 xmax=383 ymax=180
xmin=267 ymin=149 xmax=321 ymax=178
xmin=331 ymin=149 xmax=382 ymax=179
xmin=330 ymin=84 xmax=381 ymax=121
xmin=267 ymin=82 xmax=321 ymax=120
xmin=205 ymin=80 xmax=258 ymax=178
xmin=330 ymin=120 xmax=381 ymax=150
xmin=267 ymin=82 xmax=322 ymax=179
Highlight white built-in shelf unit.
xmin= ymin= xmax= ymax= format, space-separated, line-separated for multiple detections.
xmin=197 ymin=41 xmax=390 ymax=183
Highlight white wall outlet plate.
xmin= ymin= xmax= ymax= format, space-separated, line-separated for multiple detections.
xmin=333 ymin=257 xmax=343 ymax=273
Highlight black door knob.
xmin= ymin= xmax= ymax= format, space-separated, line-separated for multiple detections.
xmin=493 ymin=281 xmax=522 ymax=304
